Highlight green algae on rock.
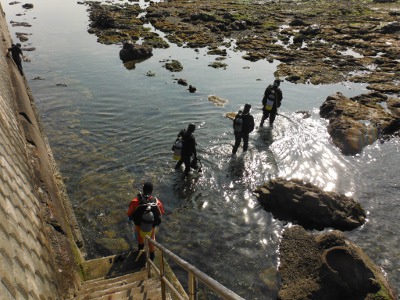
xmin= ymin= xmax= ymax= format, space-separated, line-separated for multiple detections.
xmin=84 ymin=0 xmax=399 ymax=93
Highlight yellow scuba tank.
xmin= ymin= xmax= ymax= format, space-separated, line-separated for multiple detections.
xmin=172 ymin=139 xmax=183 ymax=160
xmin=139 ymin=206 xmax=154 ymax=238
xmin=265 ymin=93 xmax=275 ymax=111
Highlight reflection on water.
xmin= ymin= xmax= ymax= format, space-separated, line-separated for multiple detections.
xmin=3 ymin=0 xmax=399 ymax=298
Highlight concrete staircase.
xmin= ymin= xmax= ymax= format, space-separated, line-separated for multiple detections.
xmin=71 ymin=270 xmax=162 ymax=300
xmin=69 ymin=250 xmax=168 ymax=300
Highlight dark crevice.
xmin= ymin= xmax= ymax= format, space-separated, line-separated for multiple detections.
xmin=19 ymin=111 xmax=32 ymax=124
xmin=26 ymin=138 xmax=37 ymax=147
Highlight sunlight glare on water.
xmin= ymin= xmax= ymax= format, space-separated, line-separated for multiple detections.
xmin=3 ymin=0 xmax=399 ymax=298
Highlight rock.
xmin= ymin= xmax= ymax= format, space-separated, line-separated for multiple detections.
xmin=177 ymin=78 xmax=188 ymax=86
xmin=296 ymin=110 xmax=311 ymax=118
xmin=119 ymin=41 xmax=153 ymax=63
xmin=259 ymin=267 xmax=279 ymax=293
xmin=208 ymin=61 xmax=228 ymax=69
xmin=225 ymin=112 xmax=236 ymax=120
xmin=208 ymin=95 xmax=229 ymax=107
xmin=278 ymin=226 xmax=396 ymax=300
xmin=188 ymin=85 xmax=196 ymax=93
xmin=22 ymin=3 xmax=33 ymax=9
xmin=91 ymin=10 xmax=115 ymax=29
xmin=320 ymin=92 xmax=400 ymax=155
xmin=254 ymin=178 xmax=366 ymax=231
xmin=85 ymin=0 xmax=400 ymax=92
xmin=10 ymin=21 xmax=31 ymax=27
xmin=289 ymin=18 xmax=309 ymax=27
xmin=94 ymin=238 xmax=130 ymax=256
xmin=16 ymin=32 xmax=30 ymax=42
xmin=163 ymin=59 xmax=183 ymax=72
xmin=146 ymin=71 xmax=155 ymax=77
xmin=379 ymin=21 xmax=400 ymax=34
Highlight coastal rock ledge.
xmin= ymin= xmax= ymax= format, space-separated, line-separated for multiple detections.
xmin=278 ymin=226 xmax=396 ymax=300
xmin=320 ymin=92 xmax=400 ymax=155
xmin=254 ymin=178 xmax=366 ymax=231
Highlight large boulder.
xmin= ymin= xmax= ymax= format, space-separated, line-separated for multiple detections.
xmin=278 ymin=226 xmax=396 ymax=300
xmin=320 ymin=92 xmax=400 ymax=155
xmin=119 ymin=42 xmax=153 ymax=63
xmin=254 ymin=178 xmax=366 ymax=231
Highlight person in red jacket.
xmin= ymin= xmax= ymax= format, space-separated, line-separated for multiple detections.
xmin=127 ymin=182 xmax=165 ymax=260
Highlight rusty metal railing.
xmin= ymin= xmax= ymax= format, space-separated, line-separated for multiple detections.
xmin=144 ymin=236 xmax=245 ymax=300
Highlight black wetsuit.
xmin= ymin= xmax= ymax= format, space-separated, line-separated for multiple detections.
xmin=260 ymin=85 xmax=283 ymax=127
xmin=8 ymin=44 xmax=24 ymax=75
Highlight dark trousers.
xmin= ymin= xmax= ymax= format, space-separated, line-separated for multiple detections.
xmin=13 ymin=57 xmax=23 ymax=75
xmin=260 ymin=109 xmax=277 ymax=127
xmin=175 ymin=154 xmax=191 ymax=174
xmin=232 ymin=132 xmax=249 ymax=154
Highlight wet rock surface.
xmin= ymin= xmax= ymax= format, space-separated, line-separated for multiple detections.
xmin=254 ymin=178 xmax=366 ymax=231
xmin=119 ymin=41 xmax=153 ymax=63
xmin=83 ymin=0 xmax=400 ymax=93
xmin=278 ymin=226 xmax=396 ymax=300
xmin=320 ymin=92 xmax=400 ymax=155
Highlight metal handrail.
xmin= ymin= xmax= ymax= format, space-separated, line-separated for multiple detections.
xmin=144 ymin=236 xmax=245 ymax=300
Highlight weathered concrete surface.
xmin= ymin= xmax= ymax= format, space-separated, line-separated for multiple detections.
xmin=278 ymin=226 xmax=396 ymax=300
xmin=0 ymin=4 xmax=83 ymax=299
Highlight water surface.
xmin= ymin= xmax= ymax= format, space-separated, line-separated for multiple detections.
xmin=3 ymin=0 xmax=399 ymax=298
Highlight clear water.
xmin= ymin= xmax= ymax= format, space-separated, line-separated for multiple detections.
xmin=3 ymin=0 xmax=399 ymax=298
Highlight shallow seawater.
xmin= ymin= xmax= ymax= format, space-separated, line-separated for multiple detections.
xmin=3 ymin=0 xmax=399 ymax=299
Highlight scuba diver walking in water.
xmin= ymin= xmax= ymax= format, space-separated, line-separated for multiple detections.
xmin=232 ymin=103 xmax=255 ymax=155
xmin=174 ymin=123 xmax=197 ymax=175
xmin=260 ymin=79 xmax=283 ymax=128
xmin=7 ymin=43 xmax=24 ymax=75
xmin=127 ymin=182 xmax=164 ymax=261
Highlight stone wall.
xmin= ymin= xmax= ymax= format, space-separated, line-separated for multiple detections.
xmin=0 ymin=4 xmax=83 ymax=299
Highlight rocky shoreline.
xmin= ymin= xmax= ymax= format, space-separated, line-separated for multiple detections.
xmin=255 ymin=178 xmax=396 ymax=299
xmin=84 ymin=0 xmax=400 ymax=93
xmin=7 ymin=0 xmax=399 ymax=298
xmin=84 ymin=0 xmax=400 ymax=155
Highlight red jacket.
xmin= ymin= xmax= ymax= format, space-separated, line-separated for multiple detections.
xmin=127 ymin=195 xmax=165 ymax=226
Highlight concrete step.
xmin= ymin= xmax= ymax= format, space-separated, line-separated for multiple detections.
xmin=69 ymin=251 xmax=174 ymax=300
xmin=74 ymin=278 xmax=162 ymax=300
xmin=88 ymin=286 xmax=162 ymax=300
xmin=78 ymin=269 xmax=148 ymax=293
xmin=81 ymin=251 xmax=147 ymax=281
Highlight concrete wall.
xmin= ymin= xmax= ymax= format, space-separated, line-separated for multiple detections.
xmin=0 ymin=4 xmax=83 ymax=299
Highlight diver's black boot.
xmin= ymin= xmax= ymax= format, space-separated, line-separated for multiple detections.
xmin=150 ymin=252 xmax=155 ymax=261
xmin=138 ymin=243 xmax=144 ymax=251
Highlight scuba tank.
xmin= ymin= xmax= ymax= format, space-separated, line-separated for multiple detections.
xmin=139 ymin=205 xmax=154 ymax=238
xmin=172 ymin=139 xmax=183 ymax=160
xmin=233 ymin=111 xmax=243 ymax=133
xmin=265 ymin=90 xmax=276 ymax=111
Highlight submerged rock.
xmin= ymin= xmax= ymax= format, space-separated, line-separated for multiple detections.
xmin=254 ymin=178 xmax=366 ymax=231
xmin=188 ymin=85 xmax=196 ymax=93
xmin=163 ymin=59 xmax=183 ymax=72
xmin=94 ymin=237 xmax=130 ymax=257
xmin=320 ymin=92 xmax=400 ymax=155
xmin=278 ymin=226 xmax=396 ymax=300
xmin=119 ymin=41 xmax=153 ymax=63
xmin=208 ymin=95 xmax=229 ymax=107
xmin=22 ymin=3 xmax=33 ymax=9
